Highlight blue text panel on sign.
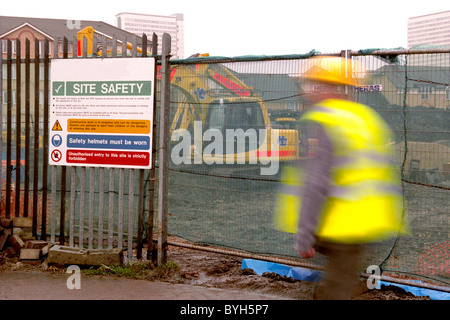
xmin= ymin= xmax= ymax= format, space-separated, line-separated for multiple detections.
xmin=67 ymin=134 xmax=150 ymax=150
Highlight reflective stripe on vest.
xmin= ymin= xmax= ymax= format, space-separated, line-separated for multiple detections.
xmin=273 ymin=165 xmax=304 ymax=234
xmin=327 ymin=180 xmax=403 ymax=200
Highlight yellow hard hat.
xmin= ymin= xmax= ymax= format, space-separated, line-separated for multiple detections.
xmin=303 ymin=56 xmax=358 ymax=86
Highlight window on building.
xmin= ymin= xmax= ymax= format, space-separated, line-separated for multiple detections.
xmin=420 ymin=86 xmax=432 ymax=100
xmin=2 ymin=64 xmax=16 ymax=79
xmin=58 ymin=42 xmax=73 ymax=53
xmin=40 ymin=65 xmax=45 ymax=80
xmin=4 ymin=90 xmax=15 ymax=104
xmin=39 ymin=41 xmax=52 ymax=56
xmin=1 ymin=40 xmax=17 ymax=54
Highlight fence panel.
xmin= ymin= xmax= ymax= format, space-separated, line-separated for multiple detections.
xmin=352 ymin=50 xmax=449 ymax=284
xmin=166 ymin=50 xmax=449 ymax=284
xmin=1 ymin=33 xmax=159 ymax=260
xmin=1 ymin=38 xmax=51 ymax=237
xmin=48 ymin=34 xmax=159 ymax=260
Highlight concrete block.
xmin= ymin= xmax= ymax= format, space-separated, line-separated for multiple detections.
xmin=12 ymin=217 xmax=33 ymax=228
xmin=20 ymin=248 xmax=41 ymax=260
xmin=13 ymin=227 xmax=33 ymax=239
xmin=25 ymin=240 xmax=48 ymax=249
xmin=48 ymin=246 xmax=88 ymax=265
xmin=0 ymin=218 xmax=12 ymax=228
xmin=7 ymin=234 xmax=24 ymax=253
xmin=48 ymin=245 xmax=123 ymax=266
xmin=41 ymin=244 xmax=52 ymax=256
xmin=0 ymin=233 xmax=8 ymax=251
xmin=85 ymin=248 xmax=124 ymax=266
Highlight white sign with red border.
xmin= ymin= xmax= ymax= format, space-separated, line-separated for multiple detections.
xmin=49 ymin=58 xmax=155 ymax=169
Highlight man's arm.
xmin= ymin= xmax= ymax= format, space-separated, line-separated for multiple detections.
xmin=296 ymin=126 xmax=333 ymax=257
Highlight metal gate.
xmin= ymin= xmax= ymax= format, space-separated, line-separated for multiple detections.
xmin=1 ymin=32 xmax=172 ymax=263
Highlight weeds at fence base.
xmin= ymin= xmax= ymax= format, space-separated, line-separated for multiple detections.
xmin=82 ymin=260 xmax=181 ymax=280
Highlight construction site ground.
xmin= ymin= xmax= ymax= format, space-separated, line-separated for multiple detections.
xmin=0 ymin=238 xmax=435 ymax=302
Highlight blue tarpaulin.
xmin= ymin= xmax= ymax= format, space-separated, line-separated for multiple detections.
xmin=375 ymin=279 xmax=450 ymax=301
xmin=241 ymin=259 xmax=322 ymax=282
xmin=241 ymin=259 xmax=449 ymax=300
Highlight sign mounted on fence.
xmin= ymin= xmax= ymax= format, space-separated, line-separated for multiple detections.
xmin=49 ymin=58 xmax=155 ymax=169
xmin=354 ymin=84 xmax=383 ymax=92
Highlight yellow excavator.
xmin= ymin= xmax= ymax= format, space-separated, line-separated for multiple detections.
xmin=166 ymin=62 xmax=302 ymax=166
xmin=77 ymin=27 xmax=305 ymax=169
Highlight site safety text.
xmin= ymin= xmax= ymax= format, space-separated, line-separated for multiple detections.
xmin=53 ymin=81 xmax=152 ymax=96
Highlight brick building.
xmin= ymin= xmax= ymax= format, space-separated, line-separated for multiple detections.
xmin=0 ymin=15 xmax=143 ymax=59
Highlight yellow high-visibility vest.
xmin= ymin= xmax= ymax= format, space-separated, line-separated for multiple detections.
xmin=274 ymin=99 xmax=408 ymax=243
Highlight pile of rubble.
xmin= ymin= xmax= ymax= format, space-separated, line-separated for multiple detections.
xmin=0 ymin=217 xmax=51 ymax=266
xmin=1 ymin=217 xmax=125 ymax=268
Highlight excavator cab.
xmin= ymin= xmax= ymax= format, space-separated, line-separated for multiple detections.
xmin=203 ymin=100 xmax=266 ymax=153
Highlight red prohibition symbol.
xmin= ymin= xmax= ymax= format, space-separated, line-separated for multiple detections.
xmin=51 ymin=149 xmax=62 ymax=162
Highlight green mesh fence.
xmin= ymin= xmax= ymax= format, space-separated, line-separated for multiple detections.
xmin=166 ymin=50 xmax=449 ymax=285
xmin=2 ymin=46 xmax=447 ymax=285
xmin=353 ymin=51 xmax=449 ymax=284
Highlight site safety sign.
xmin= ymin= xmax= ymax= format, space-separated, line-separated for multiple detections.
xmin=49 ymin=58 xmax=155 ymax=169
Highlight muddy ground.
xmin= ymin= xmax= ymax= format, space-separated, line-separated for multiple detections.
xmin=1 ymin=240 xmax=433 ymax=300
xmin=165 ymin=244 xmax=432 ymax=300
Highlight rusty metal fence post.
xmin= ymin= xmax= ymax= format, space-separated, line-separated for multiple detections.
xmin=146 ymin=33 xmax=158 ymax=262
xmin=0 ymin=40 xmax=2 ymax=195
xmin=5 ymin=39 xmax=12 ymax=219
xmin=157 ymin=33 xmax=171 ymax=265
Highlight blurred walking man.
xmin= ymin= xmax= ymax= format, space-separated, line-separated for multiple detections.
xmin=275 ymin=56 xmax=408 ymax=299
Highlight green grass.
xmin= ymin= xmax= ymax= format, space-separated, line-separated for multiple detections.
xmin=82 ymin=261 xmax=180 ymax=280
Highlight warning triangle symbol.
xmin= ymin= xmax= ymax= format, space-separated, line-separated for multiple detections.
xmin=52 ymin=120 xmax=63 ymax=131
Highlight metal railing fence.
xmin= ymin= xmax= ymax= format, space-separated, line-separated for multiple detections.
xmin=1 ymin=33 xmax=161 ymax=261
